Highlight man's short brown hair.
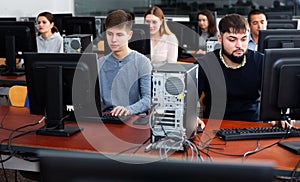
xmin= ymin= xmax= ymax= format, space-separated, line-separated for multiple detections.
xmin=105 ymin=9 xmax=133 ymax=31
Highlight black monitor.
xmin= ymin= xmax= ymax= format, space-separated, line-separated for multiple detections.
xmin=103 ymin=24 xmax=150 ymax=57
xmin=257 ymin=29 xmax=300 ymax=53
xmin=62 ymin=16 xmax=96 ymax=39
xmin=0 ymin=21 xmax=37 ymax=75
xmin=0 ymin=17 xmax=16 ymax=21
xmin=23 ymin=52 xmax=98 ymax=136
xmin=53 ymin=13 xmax=72 ymax=35
xmin=128 ymin=24 xmax=150 ymax=57
xmin=39 ymin=150 xmax=275 ymax=182
xmin=260 ymin=48 xmax=300 ymax=122
xmin=19 ymin=17 xmax=36 ymax=22
xmin=265 ymin=11 xmax=293 ymax=20
xmin=267 ymin=19 xmax=298 ymax=29
xmin=167 ymin=21 xmax=199 ymax=58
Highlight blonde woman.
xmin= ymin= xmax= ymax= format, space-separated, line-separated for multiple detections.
xmin=144 ymin=6 xmax=178 ymax=63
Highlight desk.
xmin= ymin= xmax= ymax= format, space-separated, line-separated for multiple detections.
xmin=0 ymin=75 xmax=26 ymax=86
xmin=0 ymin=106 xmax=299 ymax=178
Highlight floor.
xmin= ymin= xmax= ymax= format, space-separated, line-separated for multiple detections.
xmin=1 ymin=99 xmax=38 ymax=181
xmin=0 ymin=169 xmax=39 ymax=182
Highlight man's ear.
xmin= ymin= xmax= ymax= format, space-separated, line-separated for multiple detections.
xmin=128 ymin=30 xmax=133 ymax=40
xmin=217 ymin=34 xmax=222 ymax=45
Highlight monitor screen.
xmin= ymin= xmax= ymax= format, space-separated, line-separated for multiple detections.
xmin=62 ymin=16 xmax=96 ymax=39
xmin=167 ymin=21 xmax=199 ymax=57
xmin=0 ymin=17 xmax=17 ymax=21
xmin=257 ymin=29 xmax=300 ymax=53
xmin=0 ymin=21 xmax=37 ymax=75
xmin=39 ymin=150 xmax=275 ymax=182
xmin=24 ymin=53 xmax=99 ymax=136
xmin=103 ymin=24 xmax=150 ymax=57
xmin=53 ymin=13 xmax=72 ymax=35
xmin=265 ymin=11 xmax=293 ymax=20
xmin=260 ymin=48 xmax=300 ymax=121
xmin=267 ymin=19 xmax=298 ymax=29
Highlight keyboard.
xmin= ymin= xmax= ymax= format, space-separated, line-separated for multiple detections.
xmin=100 ymin=113 xmax=125 ymax=124
xmin=215 ymin=126 xmax=300 ymax=141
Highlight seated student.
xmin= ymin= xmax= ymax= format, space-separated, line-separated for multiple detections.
xmin=196 ymin=9 xmax=218 ymax=55
xmin=247 ymin=9 xmax=268 ymax=51
xmin=144 ymin=6 xmax=178 ymax=63
xmin=36 ymin=11 xmax=64 ymax=53
xmin=197 ymin=13 xmax=264 ymax=122
xmin=98 ymin=9 xmax=152 ymax=117
xmin=196 ymin=13 xmax=293 ymax=128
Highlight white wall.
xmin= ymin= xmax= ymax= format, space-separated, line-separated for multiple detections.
xmin=0 ymin=0 xmax=74 ymax=19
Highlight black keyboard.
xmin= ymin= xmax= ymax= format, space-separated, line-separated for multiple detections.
xmin=216 ymin=126 xmax=300 ymax=141
xmin=100 ymin=114 xmax=124 ymax=124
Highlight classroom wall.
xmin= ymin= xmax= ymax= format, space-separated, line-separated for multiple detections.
xmin=0 ymin=0 xmax=74 ymax=19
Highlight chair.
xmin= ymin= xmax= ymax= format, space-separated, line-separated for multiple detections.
xmin=8 ymin=85 xmax=28 ymax=107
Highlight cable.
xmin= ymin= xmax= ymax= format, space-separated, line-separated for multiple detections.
xmin=114 ymin=137 xmax=151 ymax=156
xmin=242 ymin=140 xmax=260 ymax=162
xmin=131 ymin=137 xmax=151 ymax=155
xmin=290 ymin=160 xmax=300 ymax=182
xmin=0 ymin=117 xmax=45 ymax=163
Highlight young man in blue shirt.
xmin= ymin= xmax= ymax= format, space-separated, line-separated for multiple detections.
xmin=98 ymin=10 xmax=152 ymax=117
xmin=247 ymin=9 xmax=268 ymax=51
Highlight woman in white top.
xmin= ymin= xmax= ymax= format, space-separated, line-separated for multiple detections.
xmin=36 ymin=11 xmax=64 ymax=53
xmin=144 ymin=6 xmax=178 ymax=63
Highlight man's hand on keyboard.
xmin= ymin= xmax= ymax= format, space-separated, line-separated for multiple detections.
xmin=269 ymin=120 xmax=296 ymax=129
xmin=111 ymin=106 xmax=131 ymax=117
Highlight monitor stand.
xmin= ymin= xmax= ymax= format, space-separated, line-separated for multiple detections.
xmin=36 ymin=125 xmax=82 ymax=137
xmin=35 ymin=65 xmax=82 ymax=137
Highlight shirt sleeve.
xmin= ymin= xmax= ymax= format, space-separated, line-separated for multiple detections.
xmin=127 ymin=59 xmax=152 ymax=114
xmin=167 ymin=34 xmax=178 ymax=63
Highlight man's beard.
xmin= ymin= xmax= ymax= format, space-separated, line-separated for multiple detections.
xmin=221 ymin=45 xmax=247 ymax=64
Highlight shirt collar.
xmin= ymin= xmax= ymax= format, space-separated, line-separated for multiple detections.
xmin=219 ymin=49 xmax=246 ymax=69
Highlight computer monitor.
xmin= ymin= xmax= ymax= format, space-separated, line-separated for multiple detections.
xmin=260 ymin=48 xmax=300 ymax=122
xmin=103 ymin=24 xmax=150 ymax=57
xmin=265 ymin=11 xmax=293 ymax=20
xmin=0 ymin=17 xmax=17 ymax=21
xmin=62 ymin=16 xmax=96 ymax=39
xmin=128 ymin=24 xmax=150 ymax=57
xmin=257 ymin=29 xmax=300 ymax=53
xmin=267 ymin=19 xmax=298 ymax=29
xmin=23 ymin=52 xmax=99 ymax=136
xmin=19 ymin=17 xmax=36 ymax=22
xmin=39 ymin=150 xmax=275 ymax=182
xmin=53 ymin=13 xmax=72 ymax=35
xmin=0 ymin=21 xmax=37 ymax=75
xmin=167 ymin=21 xmax=199 ymax=58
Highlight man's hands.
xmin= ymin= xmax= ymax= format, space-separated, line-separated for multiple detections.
xmin=111 ymin=106 xmax=131 ymax=116
xmin=197 ymin=117 xmax=205 ymax=129
xmin=269 ymin=120 xmax=296 ymax=128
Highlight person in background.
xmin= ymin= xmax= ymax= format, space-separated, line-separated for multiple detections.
xmin=98 ymin=9 xmax=152 ymax=117
xmin=36 ymin=11 xmax=64 ymax=53
xmin=247 ymin=9 xmax=268 ymax=51
xmin=144 ymin=6 xmax=178 ymax=63
xmin=196 ymin=9 xmax=218 ymax=55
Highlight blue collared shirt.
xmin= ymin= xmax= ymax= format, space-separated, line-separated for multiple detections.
xmin=248 ymin=34 xmax=257 ymax=51
xmin=98 ymin=50 xmax=152 ymax=114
